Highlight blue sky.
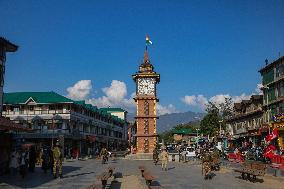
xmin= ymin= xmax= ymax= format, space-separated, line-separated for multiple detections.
xmin=1 ymin=0 xmax=284 ymax=114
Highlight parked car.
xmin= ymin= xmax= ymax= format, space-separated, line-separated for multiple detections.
xmin=185 ymin=147 xmax=196 ymax=159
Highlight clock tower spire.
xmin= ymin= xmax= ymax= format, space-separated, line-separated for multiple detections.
xmin=132 ymin=48 xmax=160 ymax=154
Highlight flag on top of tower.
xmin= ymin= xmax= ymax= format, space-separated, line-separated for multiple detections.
xmin=146 ymin=35 xmax=153 ymax=46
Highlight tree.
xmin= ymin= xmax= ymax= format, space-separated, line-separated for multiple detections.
xmin=200 ymin=102 xmax=220 ymax=137
xmin=200 ymin=97 xmax=233 ymax=137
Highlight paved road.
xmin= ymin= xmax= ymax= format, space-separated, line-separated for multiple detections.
xmin=0 ymin=159 xmax=283 ymax=189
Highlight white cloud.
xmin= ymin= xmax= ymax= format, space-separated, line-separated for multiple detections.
xmin=67 ymin=80 xmax=92 ymax=100
xmin=181 ymin=95 xmax=208 ymax=109
xmin=209 ymin=94 xmax=230 ymax=105
xmin=102 ymin=80 xmax=127 ymax=101
xmin=255 ymin=83 xmax=263 ymax=95
xmin=67 ymin=80 xmax=175 ymax=114
xmin=157 ymin=104 xmax=178 ymax=115
xmin=182 ymin=84 xmax=261 ymax=111
xmin=231 ymin=93 xmax=251 ymax=103
xmin=86 ymin=80 xmax=136 ymax=111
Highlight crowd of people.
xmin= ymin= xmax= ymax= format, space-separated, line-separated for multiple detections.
xmin=8 ymin=142 xmax=64 ymax=179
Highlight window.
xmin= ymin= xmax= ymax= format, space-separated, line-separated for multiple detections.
xmin=279 ymin=102 xmax=284 ymax=113
xmin=144 ymin=101 xmax=149 ymax=115
xmin=271 ymin=105 xmax=277 ymax=116
xmin=276 ymin=62 xmax=284 ymax=78
xmin=49 ymin=105 xmax=55 ymax=110
xmin=13 ymin=106 xmax=20 ymax=112
xmin=277 ymin=81 xmax=284 ymax=97
xmin=262 ymin=69 xmax=274 ymax=85
xmin=267 ymin=86 xmax=276 ymax=103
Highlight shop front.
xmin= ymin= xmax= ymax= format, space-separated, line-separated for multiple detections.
xmin=271 ymin=114 xmax=284 ymax=149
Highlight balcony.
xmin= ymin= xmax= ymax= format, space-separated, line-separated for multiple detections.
xmin=3 ymin=109 xmax=71 ymax=116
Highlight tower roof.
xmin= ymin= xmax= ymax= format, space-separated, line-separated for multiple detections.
xmin=139 ymin=50 xmax=154 ymax=73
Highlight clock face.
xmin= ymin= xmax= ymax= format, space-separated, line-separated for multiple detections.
xmin=137 ymin=78 xmax=155 ymax=95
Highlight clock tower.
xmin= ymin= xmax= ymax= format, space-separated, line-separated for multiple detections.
xmin=132 ymin=50 xmax=160 ymax=153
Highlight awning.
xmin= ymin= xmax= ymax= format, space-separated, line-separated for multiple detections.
xmin=0 ymin=116 xmax=31 ymax=132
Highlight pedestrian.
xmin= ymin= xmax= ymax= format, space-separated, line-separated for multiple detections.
xmin=49 ymin=147 xmax=54 ymax=174
xmin=29 ymin=146 xmax=36 ymax=172
xmin=41 ymin=147 xmax=50 ymax=173
xmin=160 ymin=148 xmax=169 ymax=171
xmin=201 ymin=149 xmax=212 ymax=180
xmin=100 ymin=147 xmax=108 ymax=164
xmin=52 ymin=142 xmax=63 ymax=178
xmin=9 ymin=149 xmax=19 ymax=175
xmin=19 ymin=149 xmax=28 ymax=179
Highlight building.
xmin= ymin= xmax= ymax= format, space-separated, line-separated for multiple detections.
xmin=172 ymin=128 xmax=197 ymax=146
xmin=0 ymin=37 xmax=18 ymax=114
xmin=99 ymin=107 xmax=127 ymax=121
xmin=0 ymin=37 xmax=30 ymax=175
xmin=3 ymin=92 xmax=128 ymax=154
xmin=226 ymin=95 xmax=264 ymax=147
xmin=132 ymin=50 xmax=160 ymax=153
xmin=259 ymin=56 xmax=284 ymax=149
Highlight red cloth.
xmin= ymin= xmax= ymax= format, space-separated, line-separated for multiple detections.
xmin=264 ymin=144 xmax=276 ymax=159
xmin=265 ymin=128 xmax=279 ymax=143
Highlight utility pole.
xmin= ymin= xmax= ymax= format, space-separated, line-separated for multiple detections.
xmin=52 ymin=113 xmax=55 ymax=148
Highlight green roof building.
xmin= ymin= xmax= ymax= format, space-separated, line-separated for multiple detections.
xmin=99 ymin=107 xmax=128 ymax=121
xmin=172 ymin=128 xmax=197 ymax=145
xmin=3 ymin=92 xmax=128 ymax=152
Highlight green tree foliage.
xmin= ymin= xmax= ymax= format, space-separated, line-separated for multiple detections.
xmin=200 ymin=97 xmax=233 ymax=137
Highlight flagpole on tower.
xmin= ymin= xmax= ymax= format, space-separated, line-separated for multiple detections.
xmin=145 ymin=34 xmax=152 ymax=52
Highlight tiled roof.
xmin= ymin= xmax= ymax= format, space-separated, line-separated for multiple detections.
xmin=4 ymin=92 xmax=73 ymax=104
xmin=4 ymin=92 xmax=126 ymax=124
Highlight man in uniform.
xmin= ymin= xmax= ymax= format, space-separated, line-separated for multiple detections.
xmin=211 ymin=147 xmax=221 ymax=171
xmin=201 ymin=149 xmax=212 ymax=179
xmin=160 ymin=148 xmax=169 ymax=171
xmin=100 ymin=147 xmax=108 ymax=164
xmin=52 ymin=142 xmax=63 ymax=178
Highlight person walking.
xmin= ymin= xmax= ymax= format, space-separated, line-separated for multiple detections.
xmin=49 ymin=147 xmax=54 ymax=174
xmin=100 ymin=147 xmax=108 ymax=164
xmin=19 ymin=150 xmax=28 ymax=179
xmin=28 ymin=146 xmax=36 ymax=172
xmin=9 ymin=149 xmax=19 ymax=175
xmin=160 ymin=148 xmax=169 ymax=171
xmin=41 ymin=147 xmax=50 ymax=173
xmin=201 ymin=149 xmax=212 ymax=180
xmin=52 ymin=142 xmax=63 ymax=179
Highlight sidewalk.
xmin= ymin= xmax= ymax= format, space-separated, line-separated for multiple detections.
xmin=111 ymin=175 xmax=147 ymax=189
